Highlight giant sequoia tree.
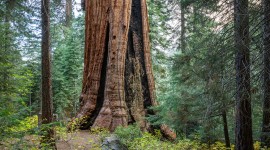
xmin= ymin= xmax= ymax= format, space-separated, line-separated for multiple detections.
xmin=71 ymin=0 xmax=175 ymax=139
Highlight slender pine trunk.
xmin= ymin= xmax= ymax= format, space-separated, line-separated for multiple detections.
xmin=180 ymin=3 xmax=186 ymax=52
xmin=41 ymin=0 xmax=56 ymax=148
xmin=234 ymin=0 xmax=253 ymax=149
xmin=65 ymin=0 xmax=72 ymax=27
xmin=261 ymin=0 xmax=270 ymax=147
xmin=222 ymin=111 xmax=230 ymax=148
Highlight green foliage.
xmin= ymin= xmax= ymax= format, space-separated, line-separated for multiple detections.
xmin=0 ymin=115 xmax=39 ymax=149
xmin=114 ymin=124 xmax=142 ymax=145
xmin=114 ymin=125 xmax=238 ymax=150
xmin=52 ymin=15 xmax=84 ymax=119
xmin=5 ymin=115 xmax=38 ymax=134
xmin=0 ymin=0 xmax=268 ymax=149
xmin=0 ymin=1 xmax=36 ymax=140
xmin=147 ymin=0 xmax=267 ymax=145
xmin=148 ymin=0 xmax=236 ymax=143
xmin=90 ymin=127 xmax=110 ymax=142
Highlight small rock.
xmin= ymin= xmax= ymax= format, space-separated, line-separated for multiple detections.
xmin=101 ymin=135 xmax=127 ymax=150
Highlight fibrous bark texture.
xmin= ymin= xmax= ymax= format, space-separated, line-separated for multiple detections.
xmin=72 ymin=0 xmax=175 ymax=140
xmin=41 ymin=0 xmax=55 ymax=148
xmin=261 ymin=0 xmax=270 ymax=147
xmin=234 ymin=0 xmax=253 ymax=149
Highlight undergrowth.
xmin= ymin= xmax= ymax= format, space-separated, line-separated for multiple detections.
xmin=114 ymin=124 xmax=270 ymax=150
xmin=1 ymin=118 xmax=270 ymax=150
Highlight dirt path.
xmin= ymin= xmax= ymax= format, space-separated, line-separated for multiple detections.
xmin=0 ymin=130 xmax=103 ymax=149
xmin=56 ymin=130 xmax=102 ymax=150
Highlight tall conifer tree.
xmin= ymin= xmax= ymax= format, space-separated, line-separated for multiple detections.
xmin=234 ymin=0 xmax=253 ymax=149
xmin=261 ymin=0 xmax=270 ymax=147
xmin=41 ymin=0 xmax=55 ymax=148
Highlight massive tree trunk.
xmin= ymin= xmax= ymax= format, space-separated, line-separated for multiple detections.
xmin=261 ymin=0 xmax=270 ymax=147
xmin=41 ymin=0 xmax=55 ymax=148
xmin=71 ymin=0 xmax=175 ymax=139
xmin=234 ymin=0 xmax=253 ymax=149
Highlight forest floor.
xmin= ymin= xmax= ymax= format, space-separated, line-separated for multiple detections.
xmin=56 ymin=130 xmax=102 ymax=150
xmin=1 ymin=129 xmax=266 ymax=150
xmin=0 ymin=130 xmax=104 ymax=150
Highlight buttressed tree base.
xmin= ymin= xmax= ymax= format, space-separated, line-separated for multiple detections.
xmin=69 ymin=0 xmax=176 ymax=140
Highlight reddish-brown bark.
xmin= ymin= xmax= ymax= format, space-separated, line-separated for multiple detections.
xmin=71 ymin=0 xmax=175 ymax=140
xmin=41 ymin=0 xmax=56 ymax=148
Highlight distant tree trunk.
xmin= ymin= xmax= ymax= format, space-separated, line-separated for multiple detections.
xmin=41 ymin=0 xmax=56 ymax=148
xmin=65 ymin=0 xmax=72 ymax=27
xmin=220 ymin=37 xmax=230 ymax=148
xmin=81 ymin=0 xmax=85 ymax=11
xmin=261 ymin=0 xmax=270 ymax=147
xmin=180 ymin=3 xmax=186 ymax=52
xmin=71 ymin=0 xmax=175 ymax=140
xmin=2 ymin=0 xmax=15 ymax=91
xmin=3 ymin=1 xmax=9 ymax=91
xmin=222 ymin=111 xmax=230 ymax=148
xmin=234 ymin=0 xmax=253 ymax=149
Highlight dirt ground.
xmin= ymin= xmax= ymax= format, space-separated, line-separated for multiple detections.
xmin=0 ymin=130 xmax=103 ymax=150
xmin=56 ymin=130 xmax=102 ymax=150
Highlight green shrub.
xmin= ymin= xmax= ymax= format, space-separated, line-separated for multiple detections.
xmin=114 ymin=124 xmax=142 ymax=146
xmin=0 ymin=115 xmax=39 ymax=149
xmin=114 ymin=125 xmax=241 ymax=150
xmin=5 ymin=115 xmax=38 ymax=133
xmin=90 ymin=127 xmax=110 ymax=141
